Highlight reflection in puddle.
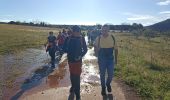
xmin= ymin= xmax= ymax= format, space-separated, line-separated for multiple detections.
xmin=11 ymin=65 xmax=53 ymax=100
xmin=82 ymin=64 xmax=100 ymax=84
xmin=81 ymin=48 xmax=100 ymax=94
xmin=83 ymin=48 xmax=96 ymax=60
xmin=2 ymin=48 xmax=51 ymax=100
xmin=7 ymin=36 xmax=101 ymax=99
xmin=10 ymin=51 xmax=65 ymax=100
xmin=17 ymin=54 xmax=70 ymax=99
xmin=47 ymin=57 xmax=69 ymax=88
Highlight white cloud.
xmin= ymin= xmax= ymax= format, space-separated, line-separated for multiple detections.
xmin=123 ymin=12 xmax=170 ymax=26
xmin=159 ymin=11 xmax=170 ymax=14
xmin=59 ymin=21 xmax=96 ymax=25
xmin=123 ymin=12 xmax=154 ymax=21
xmin=157 ymin=0 xmax=170 ymax=5
xmin=0 ymin=15 xmax=14 ymax=17
xmin=0 ymin=19 xmax=11 ymax=22
xmin=127 ymin=15 xmax=154 ymax=21
xmin=0 ymin=15 xmax=15 ymax=22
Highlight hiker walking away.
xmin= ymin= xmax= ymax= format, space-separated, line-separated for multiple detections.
xmin=94 ymin=24 xmax=118 ymax=95
xmin=56 ymin=31 xmax=65 ymax=55
xmin=90 ymin=28 xmax=101 ymax=46
xmin=63 ymin=25 xmax=87 ymax=100
xmin=56 ymin=29 xmax=68 ymax=54
xmin=62 ymin=29 xmax=68 ymax=38
xmin=67 ymin=28 xmax=72 ymax=36
xmin=46 ymin=31 xmax=57 ymax=68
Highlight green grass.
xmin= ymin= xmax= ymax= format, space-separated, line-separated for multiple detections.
xmin=114 ymin=33 xmax=170 ymax=100
xmin=0 ymin=24 xmax=60 ymax=97
xmin=0 ymin=24 xmax=59 ymax=54
xmin=1 ymin=24 xmax=170 ymax=99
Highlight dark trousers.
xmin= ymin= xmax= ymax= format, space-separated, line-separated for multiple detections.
xmin=49 ymin=47 xmax=56 ymax=67
xmin=70 ymin=74 xmax=80 ymax=99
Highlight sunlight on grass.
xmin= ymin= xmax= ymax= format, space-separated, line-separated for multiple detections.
xmin=114 ymin=32 xmax=170 ymax=99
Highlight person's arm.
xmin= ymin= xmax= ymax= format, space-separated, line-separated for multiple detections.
xmin=62 ymin=37 xmax=68 ymax=53
xmin=94 ymin=37 xmax=99 ymax=48
xmin=56 ymin=34 xmax=60 ymax=40
xmin=54 ymin=36 xmax=57 ymax=44
xmin=44 ymin=37 xmax=49 ymax=52
xmin=93 ymin=36 xmax=100 ymax=56
xmin=114 ymin=41 xmax=118 ymax=65
xmin=81 ymin=37 xmax=87 ymax=57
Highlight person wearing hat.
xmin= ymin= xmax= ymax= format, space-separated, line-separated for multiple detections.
xmin=63 ymin=25 xmax=87 ymax=100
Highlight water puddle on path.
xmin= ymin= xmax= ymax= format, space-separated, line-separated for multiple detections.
xmin=81 ymin=48 xmax=100 ymax=94
xmin=2 ymin=48 xmax=51 ymax=100
xmin=3 ymin=37 xmax=100 ymax=100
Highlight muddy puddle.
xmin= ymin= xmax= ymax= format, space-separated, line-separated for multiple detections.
xmin=1 ymin=36 xmax=101 ymax=100
xmin=1 ymin=48 xmax=53 ymax=100
xmin=20 ymin=45 xmax=100 ymax=99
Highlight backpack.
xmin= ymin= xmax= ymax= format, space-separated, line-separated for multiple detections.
xmin=57 ymin=34 xmax=65 ymax=45
xmin=65 ymin=36 xmax=84 ymax=60
xmin=48 ymin=36 xmax=56 ymax=43
xmin=46 ymin=36 xmax=57 ymax=52
xmin=94 ymin=35 xmax=115 ymax=57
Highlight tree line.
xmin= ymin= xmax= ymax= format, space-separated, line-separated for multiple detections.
xmin=4 ymin=20 xmax=170 ymax=38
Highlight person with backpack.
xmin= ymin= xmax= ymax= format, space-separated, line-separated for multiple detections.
xmin=63 ymin=25 xmax=87 ymax=100
xmin=94 ymin=24 xmax=118 ymax=96
xmin=57 ymin=29 xmax=68 ymax=54
xmin=56 ymin=31 xmax=65 ymax=54
xmin=62 ymin=29 xmax=68 ymax=38
xmin=46 ymin=31 xmax=57 ymax=68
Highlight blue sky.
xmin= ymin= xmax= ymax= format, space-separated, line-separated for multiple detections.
xmin=0 ymin=0 xmax=170 ymax=26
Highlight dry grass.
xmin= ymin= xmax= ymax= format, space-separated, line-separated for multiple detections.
xmin=113 ymin=32 xmax=170 ymax=99
xmin=0 ymin=24 xmax=60 ymax=54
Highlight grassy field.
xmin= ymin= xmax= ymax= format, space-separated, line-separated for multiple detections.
xmin=0 ymin=24 xmax=60 ymax=98
xmin=113 ymin=32 xmax=170 ymax=100
xmin=0 ymin=24 xmax=170 ymax=99
xmin=0 ymin=24 xmax=60 ymax=54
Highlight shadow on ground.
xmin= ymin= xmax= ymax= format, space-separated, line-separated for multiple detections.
xmin=11 ymin=65 xmax=55 ymax=100
xmin=11 ymin=52 xmax=62 ymax=100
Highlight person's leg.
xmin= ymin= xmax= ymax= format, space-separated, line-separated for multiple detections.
xmin=49 ymin=48 xmax=55 ymax=68
xmin=58 ymin=44 xmax=63 ymax=57
xmin=98 ymin=59 xmax=107 ymax=95
xmin=51 ymin=52 xmax=55 ymax=68
xmin=70 ymin=74 xmax=74 ymax=93
xmin=74 ymin=75 xmax=81 ymax=100
xmin=106 ymin=60 xmax=114 ymax=92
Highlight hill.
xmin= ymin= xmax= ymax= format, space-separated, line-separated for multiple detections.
xmin=147 ymin=19 xmax=170 ymax=32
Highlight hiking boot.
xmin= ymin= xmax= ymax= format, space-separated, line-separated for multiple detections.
xmin=101 ymin=87 xmax=106 ymax=95
xmin=107 ymin=85 xmax=112 ymax=92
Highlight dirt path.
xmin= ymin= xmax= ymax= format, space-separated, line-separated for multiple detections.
xmin=20 ymin=79 xmax=140 ymax=100
xmin=19 ymin=48 xmax=141 ymax=100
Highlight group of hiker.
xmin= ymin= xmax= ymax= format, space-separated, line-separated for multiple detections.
xmin=45 ymin=29 xmax=68 ymax=68
xmin=87 ymin=28 xmax=101 ymax=46
xmin=45 ymin=25 xmax=118 ymax=100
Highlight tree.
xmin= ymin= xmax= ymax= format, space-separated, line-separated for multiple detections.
xmin=132 ymin=30 xmax=141 ymax=39
xmin=143 ymin=29 xmax=156 ymax=40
